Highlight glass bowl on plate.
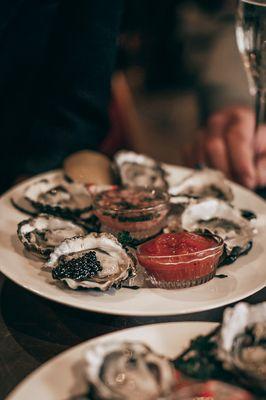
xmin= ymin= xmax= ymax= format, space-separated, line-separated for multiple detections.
xmin=93 ymin=187 xmax=170 ymax=240
xmin=137 ymin=232 xmax=224 ymax=289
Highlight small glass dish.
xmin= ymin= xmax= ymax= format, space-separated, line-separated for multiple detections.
xmin=93 ymin=187 xmax=170 ymax=240
xmin=137 ymin=236 xmax=224 ymax=289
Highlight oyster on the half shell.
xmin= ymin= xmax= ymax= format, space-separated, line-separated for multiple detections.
xmin=17 ymin=214 xmax=87 ymax=258
xmin=47 ymin=232 xmax=136 ymax=290
xmin=169 ymin=168 xmax=233 ymax=203
xmin=85 ymin=341 xmax=177 ymax=400
xmin=114 ymin=150 xmax=168 ymax=189
xmin=24 ymin=176 xmax=92 ymax=218
xmin=180 ymin=198 xmax=254 ymax=262
xmin=216 ymin=302 xmax=266 ymax=392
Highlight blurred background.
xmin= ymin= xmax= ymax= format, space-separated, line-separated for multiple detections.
xmin=106 ymin=0 xmax=251 ymax=163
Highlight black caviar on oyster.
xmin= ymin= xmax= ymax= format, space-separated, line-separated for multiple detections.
xmin=52 ymin=251 xmax=102 ymax=282
xmin=46 ymin=233 xmax=136 ymax=291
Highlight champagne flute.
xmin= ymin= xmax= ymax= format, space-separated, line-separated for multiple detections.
xmin=236 ymin=0 xmax=266 ymax=131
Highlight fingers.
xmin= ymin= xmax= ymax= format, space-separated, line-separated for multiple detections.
xmin=255 ymin=124 xmax=266 ymax=187
xmin=184 ymin=106 xmax=263 ymax=189
xmin=256 ymin=156 xmax=266 ymax=187
xmin=224 ymin=108 xmax=256 ymax=188
xmin=255 ymin=124 xmax=266 ymax=155
xmin=182 ymin=130 xmax=206 ymax=168
xmin=205 ymin=112 xmax=232 ymax=178
xmin=195 ymin=129 xmax=207 ymax=166
xmin=205 ymin=136 xmax=231 ymax=178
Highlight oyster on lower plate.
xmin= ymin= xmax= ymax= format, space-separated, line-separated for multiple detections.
xmin=180 ymin=198 xmax=254 ymax=262
xmin=114 ymin=150 xmax=168 ymax=189
xmin=85 ymin=341 xmax=177 ymax=400
xmin=216 ymin=302 xmax=266 ymax=392
xmin=17 ymin=214 xmax=87 ymax=258
xmin=169 ymin=168 xmax=233 ymax=203
xmin=24 ymin=176 xmax=92 ymax=218
xmin=47 ymin=232 xmax=136 ymax=290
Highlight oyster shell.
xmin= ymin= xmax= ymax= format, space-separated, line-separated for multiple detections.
xmin=114 ymin=150 xmax=168 ymax=189
xmin=180 ymin=198 xmax=254 ymax=261
xmin=169 ymin=168 xmax=233 ymax=203
xmin=24 ymin=176 xmax=92 ymax=218
xmin=216 ymin=302 xmax=266 ymax=392
xmin=85 ymin=341 xmax=176 ymax=400
xmin=17 ymin=214 xmax=86 ymax=258
xmin=47 ymin=232 xmax=136 ymax=290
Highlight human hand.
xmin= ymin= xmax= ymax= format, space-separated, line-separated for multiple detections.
xmin=183 ymin=106 xmax=266 ymax=189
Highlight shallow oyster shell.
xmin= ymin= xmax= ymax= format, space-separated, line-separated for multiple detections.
xmin=47 ymin=232 xmax=136 ymax=290
xmin=216 ymin=302 xmax=266 ymax=391
xmin=180 ymin=198 xmax=254 ymax=261
xmin=169 ymin=168 xmax=233 ymax=203
xmin=114 ymin=150 xmax=168 ymax=189
xmin=17 ymin=214 xmax=87 ymax=258
xmin=85 ymin=341 xmax=176 ymax=400
xmin=24 ymin=176 xmax=92 ymax=218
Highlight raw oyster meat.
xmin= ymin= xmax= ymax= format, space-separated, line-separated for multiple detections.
xmin=24 ymin=176 xmax=92 ymax=218
xmin=17 ymin=214 xmax=86 ymax=258
xmin=180 ymin=198 xmax=254 ymax=261
xmin=169 ymin=168 xmax=233 ymax=203
xmin=85 ymin=341 xmax=177 ymax=400
xmin=216 ymin=302 xmax=266 ymax=392
xmin=114 ymin=150 xmax=168 ymax=189
xmin=47 ymin=232 xmax=136 ymax=290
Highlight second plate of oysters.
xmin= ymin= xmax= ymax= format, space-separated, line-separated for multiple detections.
xmin=6 ymin=302 xmax=266 ymax=400
xmin=0 ymin=149 xmax=265 ymax=316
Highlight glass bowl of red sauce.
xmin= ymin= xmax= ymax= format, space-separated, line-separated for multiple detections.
xmin=137 ymin=232 xmax=224 ymax=288
xmin=93 ymin=187 xmax=170 ymax=240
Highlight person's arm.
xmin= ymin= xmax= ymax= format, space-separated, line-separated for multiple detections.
xmin=24 ymin=0 xmax=123 ymax=174
xmin=186 ymin=24 xmax=266 ymax=189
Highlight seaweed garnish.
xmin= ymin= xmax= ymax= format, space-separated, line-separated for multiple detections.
xmin=117 ymin=231 xmax=141 ymax=248
xmin=174 ymin=326 xmax=232 ymax=382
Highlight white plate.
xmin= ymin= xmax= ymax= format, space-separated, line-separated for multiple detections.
xmin=6 ymin=321 xmax=218 ymax=400
xmin=0 ymin=167 xmax=265 ymax=316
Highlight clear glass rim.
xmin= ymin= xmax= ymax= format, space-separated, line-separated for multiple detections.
xmin=93 ymin=187 xmax=170 ymax=215
xmin=137 ymin=240 xmax=224 ymax=261
xmin=239 ymin=0 xmax=266 ymax=6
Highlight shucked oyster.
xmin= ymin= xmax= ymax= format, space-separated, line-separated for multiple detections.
xmin=17 ymin=214 xmax=86 ymax=258
xmin=114 ymin=150 xmax=168 ymax=189
xmin=169 ymin=168 xmax=233 ymax=203
xmin=24 ymin=176 xmax=92 ymax=218
xmin=216 ymin=302 xmax=266 ymax=392
xmin=85 ymin=341 xmax=177 ymax=400
xmin=180 ymin=198 xmax=254 ymax=262
xmin=47 ymin=232 xmax=136 ymax=290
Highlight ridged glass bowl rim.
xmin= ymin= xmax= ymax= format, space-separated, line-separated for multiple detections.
xmin=136 ymin=235 xmax=224 ymax=261
xmin=93 ymin=187 xmax=170 ymax=215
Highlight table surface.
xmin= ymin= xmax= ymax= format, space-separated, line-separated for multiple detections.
xmin=0 ymin=187 xmax=265 ymax=399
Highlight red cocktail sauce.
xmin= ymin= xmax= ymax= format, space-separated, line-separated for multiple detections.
xmin=137 ymin=232 xmax=223 ymax=285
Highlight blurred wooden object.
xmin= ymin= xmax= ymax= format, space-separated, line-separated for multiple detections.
xmin=63 ymin=150 xmax=113 ymax=185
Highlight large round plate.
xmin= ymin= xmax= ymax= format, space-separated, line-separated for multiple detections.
xmin=6 ymin=321 xmax=218 ymax=400
xmin=0 ymin=167 xmax=265 ymax=316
